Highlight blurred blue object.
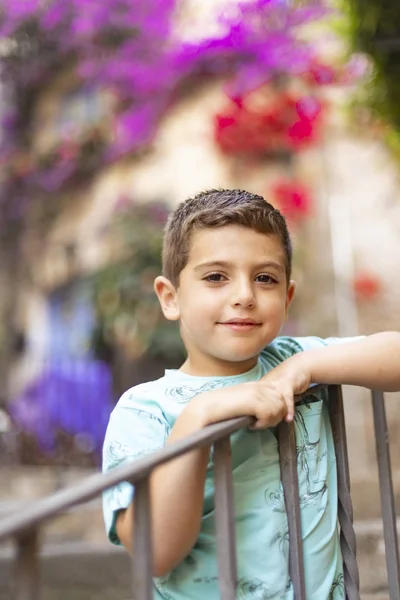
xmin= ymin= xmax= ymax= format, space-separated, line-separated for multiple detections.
xmin=9 ymin=359 xmax=114 ymax=457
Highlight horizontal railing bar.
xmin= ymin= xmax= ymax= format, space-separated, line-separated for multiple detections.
xmin=0 ymin=385 xmax=326 ymax=541
xmin=0 ymin=417 xmax=250 ymax=540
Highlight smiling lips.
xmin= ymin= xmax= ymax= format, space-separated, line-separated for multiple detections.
xmin=218 ymin=318 xmax=261 ymax=332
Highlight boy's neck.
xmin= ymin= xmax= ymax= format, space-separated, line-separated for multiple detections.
xmin=179 ymin=355 xmax=259 ymax=378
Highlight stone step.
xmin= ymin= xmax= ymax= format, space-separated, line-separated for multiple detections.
xmin=0 ymin=547 xmax=392 ymax=600
xmin=0 ymin=542 xmax=131 ymax=600
xmin=0 ymin=467 xmax=398 ymax=597
xmin=355 ymin=519 xmax=400 ymax=597
xmin=0 ymin=505 xmax=398 ymax=594
xmin=1 ymin=501 xmax=106 ymax=541
xmin=0 ymin=527 xmax=397 ymax=599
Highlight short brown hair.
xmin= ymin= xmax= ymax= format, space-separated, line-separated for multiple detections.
xmin=162 ymin=189 xmax=292 ymax=286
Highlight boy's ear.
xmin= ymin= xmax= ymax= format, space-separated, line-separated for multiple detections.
xmin=154 ymin=276 xmax=180 ymax=321
xmin=285 ymin=280 xmax=296 ymax=315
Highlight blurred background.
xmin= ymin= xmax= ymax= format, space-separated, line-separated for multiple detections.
xmin=0 ymin=0 xmax=399 ymax=597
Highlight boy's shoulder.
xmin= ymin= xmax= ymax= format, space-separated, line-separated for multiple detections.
xmin=260 ymin=335 xmax=364 ymax=369
xmin=118 ymin=376 xmax=167 ymax=404
xmin=114 ymin=374 xmax=170 ymax=417
xmin=260 ymin=335 xmax=359 ymax=370
xmin=262 ymin=335 xmax=325 ymax=360
xmin=264 ymin=335 xmax=356 ymax=357
xmin=102 ymin=377 xmax=172 ymax=492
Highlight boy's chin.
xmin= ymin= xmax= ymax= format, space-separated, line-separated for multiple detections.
xmin=221 ymin=344 xmax=265 ymax=360
xmin=213 ymin=350 xmax=261 ymax=365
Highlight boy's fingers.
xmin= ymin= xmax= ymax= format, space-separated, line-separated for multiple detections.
xmin=283 ymin=393 xmax=294 ymax=422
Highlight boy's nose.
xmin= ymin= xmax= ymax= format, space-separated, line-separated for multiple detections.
xmin=231 ymin=280 xmax=256 ymax=308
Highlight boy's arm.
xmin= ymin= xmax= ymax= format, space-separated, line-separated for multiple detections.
xmin=116 ymin=382 xmax=289 ymax=576
xmin=275 ymin=332 xmax=400 ymax=396
xmin=116 ymin=411 xmax=211 ymax=577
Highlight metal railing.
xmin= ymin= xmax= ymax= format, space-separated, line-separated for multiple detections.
xmin=0 ymin=385 xmax=399 ymax=599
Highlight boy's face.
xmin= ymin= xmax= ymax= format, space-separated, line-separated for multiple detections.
xmin=155 ymin=224 xmax=295 ymax=377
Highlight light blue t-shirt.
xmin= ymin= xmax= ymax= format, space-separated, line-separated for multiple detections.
xmin=102 ymin=336 xmax=349 ymax=599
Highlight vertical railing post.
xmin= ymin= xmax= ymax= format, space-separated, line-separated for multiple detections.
xmin=371 ymin=390 xmax=400 ymax=599
xmin=328 ymin=385 xmax=360 ymax=600
xmin=131 ymin=477 xmax=153 ymax=600
xmin=214 ymin=436 xmax=238 ymax=600
xmin=277 ymin=420 xmax=306 ymax=600
xmin=14 ymin=528 xmax=40 ymax=600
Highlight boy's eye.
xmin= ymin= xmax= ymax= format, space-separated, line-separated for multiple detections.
xmin=204 ymin=273 xmax=226 ymax=282
xmin=256 ymin=274 xmax=277 ymax=284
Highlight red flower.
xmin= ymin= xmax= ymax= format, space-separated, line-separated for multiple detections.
xmin=271 ymin=179 xmax=312 ymax=222
xmin=214 ymin=89 xmax=324 ymax=157
xmin=287 ymin=97 xmax=323 ymax=148
xmin=288 ymin=119 xmax=314 ymax=145
xmin=353 ymin=274 xmax=382 ymax=300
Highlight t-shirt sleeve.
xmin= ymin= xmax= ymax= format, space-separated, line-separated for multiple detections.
xmin=102 ymin=392 xmax=170 ymax=545
xmin=262 ymin=335 xmax=365 ymax=364
xmin=289 ymin=335 xmax=365 ymax=353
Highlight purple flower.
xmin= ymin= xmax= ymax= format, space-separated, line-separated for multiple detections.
xmin=0 ymin=0 xmax=328 ymax=195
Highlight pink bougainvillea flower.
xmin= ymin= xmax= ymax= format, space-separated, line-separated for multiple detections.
xmin=0 ymin=0 xmax=329 ymax=196
xmin=215 ymin=88 xmax=326 ymax=156
xmin=271 ymin=179 xmax=313 ymax=222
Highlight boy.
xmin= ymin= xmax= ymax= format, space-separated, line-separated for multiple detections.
xmin=102 ymin=189 xmax=400 ymax=599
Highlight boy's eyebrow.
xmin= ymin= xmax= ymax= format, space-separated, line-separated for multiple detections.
xmin=194 ymin=260 xmax=285 ymax=272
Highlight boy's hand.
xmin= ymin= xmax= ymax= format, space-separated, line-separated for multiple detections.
xmin=188 ymin=354 xmax=311 ymax=429
xmin=259 ymin=353 xmax=311 ymax=422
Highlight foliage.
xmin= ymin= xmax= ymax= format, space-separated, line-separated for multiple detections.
xmin=90 ymin=200 xmax=184 ymax=361
xmin=0 ymin=0 xmax=327 ymax=206
xmin=343 ymin=0 xmax=400 ymax=153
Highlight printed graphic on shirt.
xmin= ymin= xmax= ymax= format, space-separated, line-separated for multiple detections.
xmin=329 ymin=573 xmax=345 ymax=599
xmin=265 ymin=404 xmax=327 ymax=512
xmin=103 ymin=409 xmax=170 ymax=471
xmin=104 ymin=439 xmax=137 ymax=467
xmin=271 ymin=528 xmax=289 ymax=558
xmin=155 ymin=554 xmax=200 ymax=595
xmin=166 ymin=379 xmax=232 ymax=403
xmin=295 ymin=409 xmax=328 ymax=502
xmin=237 ymin=577 xmax=289 ymax=599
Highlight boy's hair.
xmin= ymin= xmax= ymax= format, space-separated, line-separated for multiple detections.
xmin=162 ymin=189 xmax=292 ymax=286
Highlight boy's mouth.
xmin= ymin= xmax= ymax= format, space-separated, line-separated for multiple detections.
xmin=218 ymin=318 xmax=261 ymax=331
